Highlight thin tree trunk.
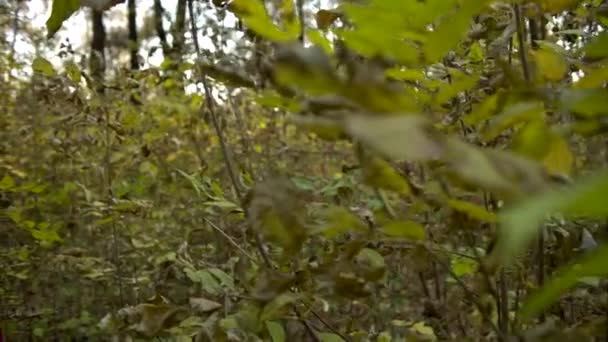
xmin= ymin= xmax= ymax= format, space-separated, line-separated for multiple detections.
xmin=171 ymin=0 xmax=187 ymax=62
xmin=127 ymin=0 xmax=139 ymax=70
xmin=153 ymin=0 xmax=169 ymax=56
xmin=90 ymin=9 xmax=106 ymax=93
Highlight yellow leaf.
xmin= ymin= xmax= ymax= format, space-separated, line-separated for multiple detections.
xmin=543 ymin=136 xmax=574 ymax=176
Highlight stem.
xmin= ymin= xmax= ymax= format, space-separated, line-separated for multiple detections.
xmin=202 ymin=80 xmax=243 ymax=202
xmin=203 ymin=217 xmax=257 ymax=262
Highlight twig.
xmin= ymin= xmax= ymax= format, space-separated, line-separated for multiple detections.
xmin=294 ymin=307 xmax=322 ymax=342
xmin=203 ymin=217 xmax=257 ymax=263
xmin=310 ymin=308 xmax=351 ymax=341
xmin=201 ymin=79 xmax=244 ymax=202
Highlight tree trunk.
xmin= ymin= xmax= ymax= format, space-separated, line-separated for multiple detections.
xmin=153 ymin=0 xmax=169 ymax=56
xmin=127 ymin=0 xmax=139 ymax=70
xmin=170 ymin=0 xmax=187 ymax=62
xmin=90 ymin=9 xmax=106 ymax=93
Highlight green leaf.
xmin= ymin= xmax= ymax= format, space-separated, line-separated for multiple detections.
xmin=202 ymin=200 xmax=240 ymax=210
xmin=290 ymin=176 xmax=316 ymax=191
xmin=344 ymin=114 xmax=444 ymax=162
xmin=424 ymin=0 xmax=491 ymax=62
xmin=444 ymin=139 xmax=548 ymax=197
xmin=338 ymin=28 xmax=420 ymax=66
xmin=189 ymin=297 xmax=222 ymax=313
xmin=135 ymin=304 xmax=185 ymax=337
xmin=208 ymin=268 xmax=235 ymax=289
xmin=361 ymin=156 xmax=411 ymax=195
xmin=260 ymin=292 xmax=301 ymax=322
xmin=0 ymin=175 xmax=15 ymax=190
xmin=46 ymin=0 xmax=81 ymax=38
xmin=487 ymin=170 xmax=608 ymax=270
xmin=559 ymin=89 xmax=608 ymax=118
xmin=533 ymin=45 xmax=568 ymax=82
xmin=291 ymin=115 xmax=346 ymax=141
xmin=447 ymin=199 xmax=497 ymax=223
xmin=434 ymin=72 xmax=479 ymax=105
xmin=520 ymin=245 xmax=608 ymax=320
xmin=381 ymin=220 xmax=426 ymax=240
xmin=33 ymin=327 xmax=45 ymax=337
xmin=542 ymin=135 xmax=574 ymax=176
xmin=31 ymin=227 xmax=62 ymax=244
xmin=510 ymin=119 xmax=553 ymax=160
xmin=385 ymin=68 xmax=425 ymax=82
xmin=230 ymin=0 xmax=298 ymax=41
xmin=468 ymin=41 xmax=485 ymax=63
xmin=32 ymin=57 xmax=57 ymax=77
xmin=464 ymin=93 xmax=499 ymax=126
xmin=410 ymin=321 xmax=436 ymax=339
xmin=355 ymin=247 xmax=386 ymax=281
xmin=306 ymin=29 xmax=333 ymax=55
xmin=65 ymin=61 xmax=81 ymax=82
xmin=266 ymin=321 xmax=286 ymax=342
xmin=575 ymin=65 xmax=608 ymax=89
xmin=318 ymin=206 xmax=367 ymax=238
xmin=483 ymin=101 xmax=545 ymax=142
xmin=584 ymin=32 xmax=608 ymax=60
xmin=451 ymin=254 xmax=477 ymax=278
xmin=185 ymin=269 xmax=222 ymax=295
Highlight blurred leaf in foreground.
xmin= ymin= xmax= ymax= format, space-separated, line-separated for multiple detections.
xmin=486 ymin=170 xmax=608 ymax=271
xmin=520 ymin=244 xmax=608 ymax=320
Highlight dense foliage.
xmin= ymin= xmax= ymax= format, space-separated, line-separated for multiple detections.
xmin=2 ymin=0 xmax=608 ymax=340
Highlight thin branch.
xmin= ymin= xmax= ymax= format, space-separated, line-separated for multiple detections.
xmin=203 ymin=217 xmax=257 ymax=262
xmin=309 ymin=306 xmax=351 ymax=341
xmin=187 ymin=0 xmax=200 ymax=53
xmin=294 ymin=307 xmax=322 ymax=342
xmin=202 ymin=79 xmax=244 ymax=202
